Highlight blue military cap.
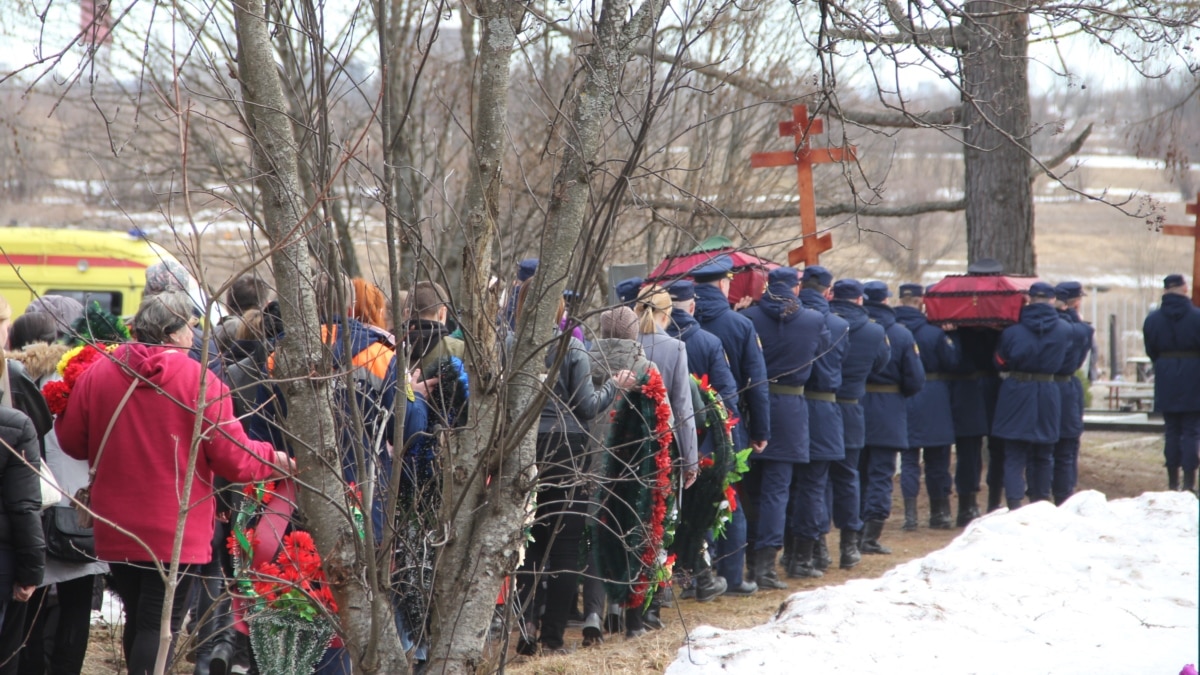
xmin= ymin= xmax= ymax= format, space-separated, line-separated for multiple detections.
xmin=1055 ymin=281 xmax=1085 ymax=301
xmin=1028 ymin=281 xmax=1057 ymax=299
xmin=832 ymin=279 xmax=864 ymax=300
xmin=666 ymin=280 xmax=695 ymax=302
xmin=800 ymin=265 xmax=833 ymax=288
xmin=898 ymin=283 xmax=924 ymax=298
xmin=863 ymin=281 xmax=891 ymax=302
xmin=768 ymin=266 xmax=800 ymax=287
xmin=517 ymin=258 xmax=539 ymax=281
xmin=691 ymin=254 xmax=734 ymax=282
xmin=616 ymin=277 xmax=643 ymax=304
xmin=1164 ymin=273 xmax=1186 ymax=289
xmin=967 ymin=257 xmax=1004 ymax=275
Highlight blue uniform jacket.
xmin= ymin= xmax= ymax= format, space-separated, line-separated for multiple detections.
xmin=668 ymin=308 xmax=740 ymax=414
xmin=799 ymin=289 xmax=850 ymax=461
xmin=992 ymin=303 xmax=1073 ymax=443
xmin=895 ymin=305 xmax=958 ymax=448
xmin=829 ymin=300 xmax=891 ymax=450
xmin=694 ymin=283 xmax=771 ymax=444
xmin=743 ymin=283 xmax=829 ymax=463
xmin=948 ymin=328 xmax=1001 ymax=438
xmin=1142 ymin=293 xmax=1200 ymax=413
xmin=863 ymin=302 xmax=925 ymax=449
xmin=1056 ymin=307 xmax=1094 ymax=439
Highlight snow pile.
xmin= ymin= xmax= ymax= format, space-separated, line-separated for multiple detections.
xmin=669 ymin=491 xmax=1198 ymax=675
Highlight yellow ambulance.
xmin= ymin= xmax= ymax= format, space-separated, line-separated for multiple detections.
xmin=0 ymin=227 xmax=187 ymax=318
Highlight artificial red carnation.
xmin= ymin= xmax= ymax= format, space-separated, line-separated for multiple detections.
xmin=725 ymin=485 xmax=738 ymax=511
xmin=42 ymin=380 xmax=71 ymax=415
xmin=700 ymin=456 xmax=714 ymax=469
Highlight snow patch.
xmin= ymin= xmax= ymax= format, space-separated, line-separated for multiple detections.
xmin=668 ymin=491 xmax=1198 ymax=675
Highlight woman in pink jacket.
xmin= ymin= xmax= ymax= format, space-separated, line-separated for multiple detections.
xmin=56 ymin=291 xmax=290 ymax=675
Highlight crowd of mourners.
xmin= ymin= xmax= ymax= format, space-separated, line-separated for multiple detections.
xmin=0 ymin=248 xmax=1195 ymax=675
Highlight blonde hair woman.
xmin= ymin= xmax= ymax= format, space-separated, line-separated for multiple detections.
xmin=633 ymin=286 xmax=698 ymax=484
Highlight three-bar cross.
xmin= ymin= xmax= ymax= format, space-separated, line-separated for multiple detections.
xmin=1163 ymin=192 xmax=1200 ymax=307
xmin=750 ymin=105 xmax=856 ymax=267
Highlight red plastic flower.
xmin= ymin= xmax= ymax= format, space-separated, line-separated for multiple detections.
xmin=725 ymin=485 xmax=738 ymax=512
xmin=42 ymin=380 xmax=71 ymax=416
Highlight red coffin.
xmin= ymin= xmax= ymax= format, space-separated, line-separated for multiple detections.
xmin=647 ymin=248 xmax=779 ymax=306
xmin=924 ymin=274 xmax=1040 ymax=327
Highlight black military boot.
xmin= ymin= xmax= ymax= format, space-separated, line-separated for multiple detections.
xmin=787 ymin=539 xmax=824 ymax=579
xmin=987 ymin=487 xmax=1003 ymax=513
xmin=780 ymin=533 xmax=797 ymax=571
xmin=753 ymin=547 xmax=789 ymax=590
xmin=813 ymin=534 xmax=832 ymax=571
xmin=929 ymin=498 xmax=953 ymax=529
xmin=1006 ymin=498 xmax=1022 ymax=511
xmin=956 ymin=492 xmax=980 ymax=527
xmin=902 ymin=498 xmax=918 ymax=531
xmin=1183 ymin=470 xmax=1197 ymax=495
xmin=693 ymin=568 xmax=728 ymax=603
xmin=838 ymin=528 xmax=862 ymax=570
xmin=860 ymin=520 xmax=892 ymax=555
xmin=1168 ymin=467 xmax=1180 ymax=491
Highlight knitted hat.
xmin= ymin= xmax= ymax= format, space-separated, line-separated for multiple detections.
xmin=144 ymin=260 xmax=191 ymax=295
xmin=27 ymin=295 xmax=85 ymax=334
xmin=599 ymin=306 xmax=639 ymax=340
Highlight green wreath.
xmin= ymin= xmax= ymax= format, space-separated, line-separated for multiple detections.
xmin=592 ymin=368 xmax=678 ymax=609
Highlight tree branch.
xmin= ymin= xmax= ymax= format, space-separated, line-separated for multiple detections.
xmin=1032 ymin=123 xmax=1093 ymax=179
xmin=840 ymin=105 xmax=963 ymax=128
xmin=635 ymin=196 xmax=966 ymax=219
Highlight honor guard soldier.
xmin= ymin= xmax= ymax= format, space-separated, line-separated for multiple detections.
xmin=894 ymin=283 xmax=959 ymax=530
xmin=1142 ymin=274 xmax=1200 ymax=494
xmin=788 ymin=266 xmax=850 ymax=577
xmin=741 ymin=267 xmax=828 ymax=589
xmin=948 ymin=258 xmax=1006 ymax=518
xmin=993 ymin=282 xmax=1073 ymax=508
xmin=691 ymin=255 xmax=771 ymax=593
xmin=1052 ymin=281 xmax=1094 ymax=505
xmin=859 ymin=281 xmax=925 ymax=555
xmin=827 ymin=280 xmax=890 ymax=568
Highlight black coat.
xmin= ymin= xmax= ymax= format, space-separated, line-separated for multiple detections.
xmin=1143 ymin=293 xmax=1200 ymax=414
xmin=948 ymin=328 xmax=1001 ymax=438
xmin=0 ymin=406 xmax=46 ymax=588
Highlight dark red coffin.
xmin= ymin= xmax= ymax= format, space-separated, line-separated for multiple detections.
xmin=924 ymin=274 xmax=1040 ymax=327
xmin=647 ymin=235 xmax=779 ymax=306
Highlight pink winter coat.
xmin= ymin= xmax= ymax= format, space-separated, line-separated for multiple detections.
xmin=56 ymin=343 xmax=277 ymax=564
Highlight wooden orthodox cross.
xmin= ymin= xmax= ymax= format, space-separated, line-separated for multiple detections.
xmin=750 ymin=105 xmax=856 ymax=267
xmin=1163 ymin=192 xmax=1200 ymax=307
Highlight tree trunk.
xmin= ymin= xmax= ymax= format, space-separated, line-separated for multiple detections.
xmin=425 ymin=1 xmax=665 ymax=672
xmin=962 ymin=0 xmax=1035 ymax=275
xmin=231 ymin=1 xmax=408 ymax=671
xmin=424 ymin=3 xmax=525 ymax=673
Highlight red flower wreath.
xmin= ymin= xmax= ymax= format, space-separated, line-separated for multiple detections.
xmin=626 ymin=368 xmax=676 ymax=609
